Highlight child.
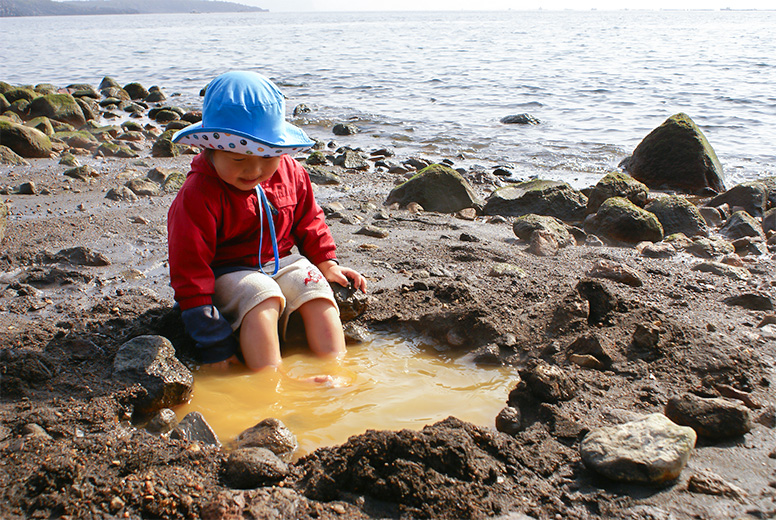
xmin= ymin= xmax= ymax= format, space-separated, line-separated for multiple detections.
xmin=168 ymin=71 xmax=366 ymax=371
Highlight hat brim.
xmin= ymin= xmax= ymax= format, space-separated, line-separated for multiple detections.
xmin=172 ymin=122 xmax=315 ymax=157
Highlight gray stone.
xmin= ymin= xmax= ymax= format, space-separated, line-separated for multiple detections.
xmin=698 ymin=206 xmax=724 ymax=227
xmin=528 ymin=229 xmax=559 ymax=257
xmin=685 ymin=237 xmax=735 ymax=258
xmin=55 ymin=246 xmax=110 ymax=266
xmin=126 ymin=178 xmax=160 ymax=197
xmin=0 ymin=144 xmax=29 ymax=166
xmin=732 ymin=236 xmax=768 ymax=256
xmin=28 ymin=93 xmax=86 ymax=128
xmin=225 ymin=447 xmax=289 ymax=488
xmin=333 ymin=150 xmax=368 ymax=170
xmin=332 ymin=123 xmax=357 ymax=136
xmin=512 ymin=214 xmax=575 ymax=248
xmin=123 ymin=82 xmax=150 ymax=100
xmin=112 ymin=335 xmax=194 ymax=414
xmin=234 ymin=418 xmax=298 ymax=462
xmin=645 ymin=195 xmax=708 ymax=238
xmin=495 ymin=406 xmax=522 ymax=435
xmin=719 ymin=211 xmax=765 ymax=240
xmin=106 ymin=186 xmax=140 ymax=202
xmin=146 ymin=408 xmax=178 ymax=434
xmin=500 ymin=113 xmax=540 ymax=125
xmin=691 ymin=261 xmax=750 ymax=281
xmin=580 ymin=413 xmax=696 ymax=484
xmin=484 ymin=179 xmax=587 ymax=222
xmin=687 ymin=470 xmax=747 ymax=499
xmin=64 ymin=165 xmax=98 ymax=182
xmin=525 ymin=363 xmax=577 ymax=403
xmin=708 ymin=181 xmax=768 ymax=218
xmin=0 ymin=119 xmax=52 ymax=158
xmin=665 ymin=393 xmax=752 ymax=439
xmin=170 ymin=411 xmax=220 ymax=446
xmin=640 ymin=242 xmax=676 ymax=258
xmin=584 ymin=197 xmax=663 ymax=244
xmin=763 ymin=208 xmax=776 ymax=235
xmin=587 ymin=171 xmax=649 ymax=214
xmin=331 ymin=282 xmax=368 ymax=322
xmin=723 ymin=293 xmax=773 ymax=311
xmin=355 ymin=225 xmax=389 ymax=238
xmin=567 ymin=333 xmax=613 ymax=370
xmin=586 ymin=259 xmax=642 ymax=287
xmin=620 ymin=113 xmax=725 ymax=194
xmin=386 ymin=163 xmax=480 ymax=214
xmin=97 ymin=142 xmax=138 ymax=159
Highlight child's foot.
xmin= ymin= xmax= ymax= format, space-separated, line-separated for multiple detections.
xmin=304 ymin=374 xmax=348 ymax=387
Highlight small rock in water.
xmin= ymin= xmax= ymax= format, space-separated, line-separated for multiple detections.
xmin=234 ymin=418 xmax=298 ymax=462
xmin=665 ymin=393 xmax=752 ymax=439
xmin=580 ymin=413 xmax=696 ymax=484
xmin=332 ymin=123 xmax=358 ymax=135
xmin=224 ymin=447 xmax=289 ymax=489
xmin=500 ymin=113 xmax=540 ymax=125
xmin=170 ymin=411 xmax=220 ymax=447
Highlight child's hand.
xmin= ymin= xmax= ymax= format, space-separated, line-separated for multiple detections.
xmin=318 ymin=260 xmax=367 ymax=293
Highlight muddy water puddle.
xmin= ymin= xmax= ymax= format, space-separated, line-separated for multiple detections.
xmin=176 ymin=331 xmax=518 ymax=457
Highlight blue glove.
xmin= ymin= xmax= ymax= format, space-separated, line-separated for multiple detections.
xmin=181 ymin=305 xmax=239 ymax=364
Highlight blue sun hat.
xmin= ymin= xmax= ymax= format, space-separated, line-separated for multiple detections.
xmin=172 ymin=71 xmax=315 ymax=157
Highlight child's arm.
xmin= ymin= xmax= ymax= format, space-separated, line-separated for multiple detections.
xmin=318 ymin=259 xmax=367 ymax=293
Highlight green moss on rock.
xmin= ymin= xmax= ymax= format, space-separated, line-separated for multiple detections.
xmin=385 ymin=163 xmax=480 ymax=213
xmin=0 ymin=119 xmax=52 ymax=158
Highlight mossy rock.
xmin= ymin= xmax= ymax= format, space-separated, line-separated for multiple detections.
xmin=162 ymin=172 xmax=187 ymax=193
xmin=585 ymin=197 xmax=663 ymax=244
xmin=483 ymin=179 xmax=588 ymax=222
xmin=28 ymin=93 xmax=86 ymax=128
xmin=97 ymin=142 xmax=139 ymax=158
xmin=645 ymin=195 xmax=708 ymax=238
xmin=122 ymin=121 xmax=144 ymax=132
xmin=123 ymin=82 xmax=150 ymax=100
xmin=0 ymin=119 xmax=52 ymax=158
xmin=9 ymin=99 xmax=30 ymax=117
xmin=587 ymin=171 xmax=648 ymax=214
xmin=512 ymin=214 xmax=575 ymax=247
xmin=385 ymin=163 xmax=480 ymax=213
xmin=99 ymin=77 xmax=121 ymax=90
xmin=75 ymin=97 xmax=98 ymax=121
xmin=54 ymin=130 xmax=98 ymax=149
xmin=4 ymin=87 xmax=38 ymax=104
xmin=0 ymin=145 xmax=30 ymax=166
xmin=0 ymin=82 xmax=12 ymax=95
xmin=621 ymin=113 xmax=725 ymax=194
xmin=152 ymin=137 xmax=184 ymax=158
xmin=26 ymin=116 xmax=55 ymax=136
xmin=0 ymin=93 xmax=9 ymax=113
xmin=101 ymin=86 xmax=131 ymax=101
xmin=34 ymin=83 xmax=57 ymax=94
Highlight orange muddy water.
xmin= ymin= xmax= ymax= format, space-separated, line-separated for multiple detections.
xmin=176 ymin=331 xmax=518 ymax=457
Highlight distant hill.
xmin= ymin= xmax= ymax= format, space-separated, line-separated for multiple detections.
xmin=0 ymin=0 xmax=266 ymax=17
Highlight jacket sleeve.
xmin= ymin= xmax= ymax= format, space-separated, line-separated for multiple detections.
xmin=290 ymin=161 xmax=337 ymax=265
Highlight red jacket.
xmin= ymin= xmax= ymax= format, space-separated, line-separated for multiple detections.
xmin=168 ymin=153 xmax=337 ymax=311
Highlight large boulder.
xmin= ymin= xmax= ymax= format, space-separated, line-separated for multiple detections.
xmin=645 ymin=195 xmax=708 ymax=238
xmin=584 ymin=197 xmax=663 ymax=244
xmin=112 ymin=335 xmax=194 ymax=414
xmin=0 ymin=118 xmax=52 ymax=158
xmin=587 ymin=171 xmax=648 ymax=214
xmin=621 ymin=113 xmax=725 ymax=194
xmin=28 ymin=93 xmax=86 ymax=128
xmin=707 ymin=181 xmax=768 ymax=218
xmin=385 ymin=163 xmax=480 ymax=213
xmin=483 ymin=179 xmax=588 ymax=222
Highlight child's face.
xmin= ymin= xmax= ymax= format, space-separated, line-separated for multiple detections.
xmin=210 ymin=150 xmax=282 ymax=191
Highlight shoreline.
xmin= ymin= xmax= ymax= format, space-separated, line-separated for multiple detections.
xmin=1 ymin=79 xmax=776 ymax=519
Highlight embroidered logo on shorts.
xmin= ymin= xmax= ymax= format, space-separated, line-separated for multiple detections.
xmin=304 ymin=269 xmax=324 ymax=285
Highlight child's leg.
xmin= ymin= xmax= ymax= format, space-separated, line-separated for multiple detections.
xmin=297 ymin=298 xmax=346 ymax=358
xmin=239 ymin=296 xmax=283 ymax=371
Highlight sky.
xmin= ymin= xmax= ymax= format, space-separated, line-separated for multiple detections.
xmin=238 ymin=0 xmax=773 ymax=11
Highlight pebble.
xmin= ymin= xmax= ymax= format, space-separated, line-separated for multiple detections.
xmin=171 ymin=411 xmax=220 ymax=447
xmin=664 ymin=393 xmax=752 ymax=439
xmin=495 ymin=406 xmax=522 ymax=435
xmin=355 ymin=225 xmax=389 ymax=238
xmin=234 ymin=418 xmax=298 ymax=462
xmin=586 ymin=259 xmax=643 ymax=287
xmin=580 ymin=413 xmax=696 ymax=484
xmin=224 ymin=447 xmax=289 ymax=489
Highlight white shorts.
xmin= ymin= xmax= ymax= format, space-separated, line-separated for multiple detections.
xmin=212 ymin=254 xmax=337 ymax=338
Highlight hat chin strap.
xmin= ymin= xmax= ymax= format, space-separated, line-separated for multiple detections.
xmin=256 ymin=186 xmax=280 ymax=276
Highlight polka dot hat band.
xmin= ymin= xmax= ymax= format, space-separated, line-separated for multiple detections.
xmin=172 ymin=71 xmax=315 ymax=157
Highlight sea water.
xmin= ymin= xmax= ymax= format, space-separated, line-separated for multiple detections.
xmin=1 ymin=10 xmax=775 ymax=188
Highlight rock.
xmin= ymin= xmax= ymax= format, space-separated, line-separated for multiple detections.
xmin=97 ymin=142 xmax=139 ymax=158
xmin=586 ymin=259 xmax=643 ymax=287
xmin=708 ymin=181 xmax=768 ymax=218
xmin=665 ymin=393 xmax=752 ymax=439
xmin=152 ymin=134 xmax=183 ymax=158
xmin=27 ymin=116 xmax=54 ymax=136
xmin=495 ymin=406 xmax=522 ymax=435
xmin=732 ymin=236 xmax=768 ymax=256
xmin=691 ymin=260 xmax=750 ymax=281
xmin=293 ymin=103 xmax=312 ymax=116
xmin=465 ymin=344 xmax=502 ymax=366
xmin=224 ymin=447 xmax=289 ymax=488
xmin=123 ymin=82 xmax=149 ymax=100
xmin=153 ymin=109 xmax=180 ymax=124
xmin=305 ymin=151 xmax=329 ymax=165
xmin=106 ymin=186 xmax=139 ymax=202
xmin=332 ymin=123 xmax=358 ymax=135
xmin=355 ymin=225 xmax=389 ymax=238
xmin=584 ymin=197 xmax=663 ymax=244
xmin=483 ymin=180 xmax=587 ymax=222
xmin=55 ymin=130 xmax=98 ymax=149
xmin=524 ymin=363 xmax=577 ymax=403
xmin=0 ymin=119 xmax=52 ymax=158
xmin=4 ymin=87 xmax=37 ymax=103
xmin=580 ymin=413 xmax=696 ymax=484
xmin=332 ymin=149 xmax=368 ymax=170
xmin=488 ymin=262 xmax=527 ymax=278
xmin=576 ymin=279 xmax=617 ymax=324
xmin=305 ymin=165 xmax=341 ymax=186
xmin=170 ymin=411 xmax=220 ymax=446
xmin=586 ymin=171 xmax=649 ymax=214
xmin=687 ymin=471 xmax=747 ymax=499
xmin=146 ymin=408 xmax=178 ymax=434
xmin=28 ymin=93 xmax=86 ymax=128
xmin=640 ymin=242 xmax=676 ymax=258
xmin=719 ymin=210 xmax=765 ymax=240
xmin=723 ymin=293 xmax=773 ymax=311
xmin=385 ymin=164 xmax=480 ymax=213
xmin=99 ymin=76 xmax=121 ymax=90
xmin=567 ymin=333 xmax=613 ymax=370
xmin=126 ymin=178 xmax=160 ymax=197
xmin=64 ymin=165 xmax=98 ymax=181
xmin=645 ymin=196 xmax=708 ymax=238
xmin=620 ymin=113 xmax=725 ymax=194
xmin=112 ymin=335 xmax=194 ymax=414
xmin=145 ymin=88 xmax=166 ymax=103
xmin=0 ymin=199 xmax=7 ymax=243
xmin=698 ymin=206 xmax=724 ymax=227
xmin=0 ymin=145 xmax=29 ymax=165
xmin=512 ymin=214 xmax=575 ymax=247
xmin=763 ymin=208 xmax=776 ymax=235
xmin=685 ymin=237 xmax=735 ymax=259
xmin=528 ymin=229 xmax=559 ymax=256
xmin=548 ymin=294 xmax=589 ymax=334
xmin=331 ymin=282 xmax=368 ymax=322
xmin=500 ymin=113 xmax=540 ymax=125
xmin=55 ymin=246 xmax=111 ymax=266
xmin=234 ymin=418 xmax=298 ymax=462
xmin=633 ymin=322 xmax=662 ymax=352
